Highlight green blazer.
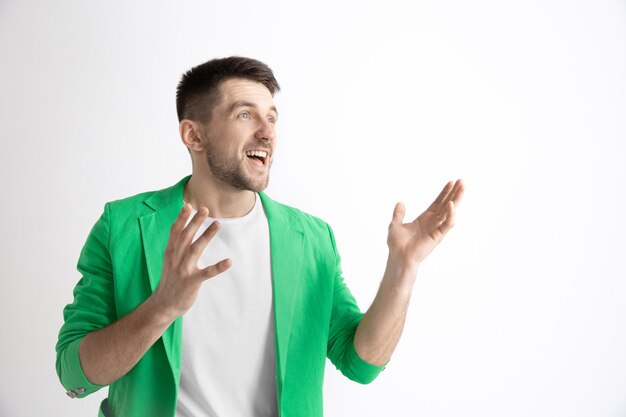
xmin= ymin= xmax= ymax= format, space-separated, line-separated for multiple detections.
xmin=56 ymin=176 xmax=385 ymax=417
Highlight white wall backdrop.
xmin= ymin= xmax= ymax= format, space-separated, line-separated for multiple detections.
xmin=1 ymin=1 xmax=625 ymax=416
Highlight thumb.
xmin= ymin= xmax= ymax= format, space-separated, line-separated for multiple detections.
xmin=391 ymin=202 xmax=406 ymax=225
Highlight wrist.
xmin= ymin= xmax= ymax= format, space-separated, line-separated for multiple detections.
xmin=145 ymin=292 xmax=179 ymax=327
xmin=383 ymin=255 xmax=419 ymax=293
xmin=386 ymin=252 xmax=419 ymax=276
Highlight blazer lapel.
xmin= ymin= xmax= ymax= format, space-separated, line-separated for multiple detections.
xmin=259 ymin=192 xmax=305 ymax=386
xmin=138 ymin=175 xmax=191 ymax=387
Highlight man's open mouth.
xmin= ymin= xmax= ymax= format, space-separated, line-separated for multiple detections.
xmin=245 ymin=150 xmax=268 ymax=166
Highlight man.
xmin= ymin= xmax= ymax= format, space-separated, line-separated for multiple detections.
xmin=56 ymin=56 xmax=464 ymax=417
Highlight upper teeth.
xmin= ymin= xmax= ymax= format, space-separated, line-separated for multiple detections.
xmin=246 ymin=150 xmax=267 ymax=158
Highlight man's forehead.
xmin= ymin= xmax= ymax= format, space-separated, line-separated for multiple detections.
xmin=218 ymin=78 xmax=274 ymax=105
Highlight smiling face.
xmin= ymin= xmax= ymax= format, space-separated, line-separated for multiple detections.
xmin=197 ymin=78 xmax=278 ymax=192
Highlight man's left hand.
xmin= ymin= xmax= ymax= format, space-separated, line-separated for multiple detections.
xmin=387 ymin=179 xmax=465 ymax=270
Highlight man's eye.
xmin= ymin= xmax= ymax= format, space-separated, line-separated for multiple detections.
xmin=268 ymin=116 xmax=276 ymax=124
xmin=239 ymin=112 xmax=251 ymax=119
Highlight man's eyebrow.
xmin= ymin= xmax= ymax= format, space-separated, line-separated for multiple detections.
xmin=228 ymin=100 xmax=279 ymax=117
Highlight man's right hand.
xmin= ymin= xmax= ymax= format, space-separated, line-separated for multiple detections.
xmin=152 ymin=203 xmax=232 ymax=320
xmin=77 ymin=203 xmax=231 ymax=386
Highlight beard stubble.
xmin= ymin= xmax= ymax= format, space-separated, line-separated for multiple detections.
xmin=204 ymin=138 xmax=270 ymax=192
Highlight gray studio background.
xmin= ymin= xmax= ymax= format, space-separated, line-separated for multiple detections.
xmin=1 ymin=1 xmax=625 ymax=416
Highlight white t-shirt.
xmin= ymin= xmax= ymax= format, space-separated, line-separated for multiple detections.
xmin=175 ymin=193 xmax=278 ymax=417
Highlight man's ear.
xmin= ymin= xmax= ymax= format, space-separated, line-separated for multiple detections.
xmin=179 ymin=119 xmax=205 ymax=152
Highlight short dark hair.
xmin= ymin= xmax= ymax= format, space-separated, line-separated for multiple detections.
xmin=176 ymin=56 xmax=280 ymax=123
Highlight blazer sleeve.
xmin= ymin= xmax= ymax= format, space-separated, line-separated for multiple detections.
xmin=325 ymin=223 xmax=387 ymax=384
xmin=55 ymin=203 xmax=117 ymax=398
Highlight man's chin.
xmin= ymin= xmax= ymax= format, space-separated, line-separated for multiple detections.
xmin=236 ymin=172 xmax=269 ymax=193
xmin=248 ymin=177 xmax=270 ymax=193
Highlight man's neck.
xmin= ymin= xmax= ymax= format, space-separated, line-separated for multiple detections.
xmin=183 ymin=174 xmax=256 ymax=219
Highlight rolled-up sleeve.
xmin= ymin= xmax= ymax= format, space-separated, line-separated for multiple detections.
xmin=325 ymin=224 xmax=387 ymax=384
xmin=55 ymin=203 xmax=116 ymax=398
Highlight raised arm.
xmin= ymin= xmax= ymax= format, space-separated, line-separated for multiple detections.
xmin=354 ymin=179 xmax=465 ymax=365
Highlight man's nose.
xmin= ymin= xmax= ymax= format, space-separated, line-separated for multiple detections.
xmin=255 ymin=119 xmax=275 ymax=142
